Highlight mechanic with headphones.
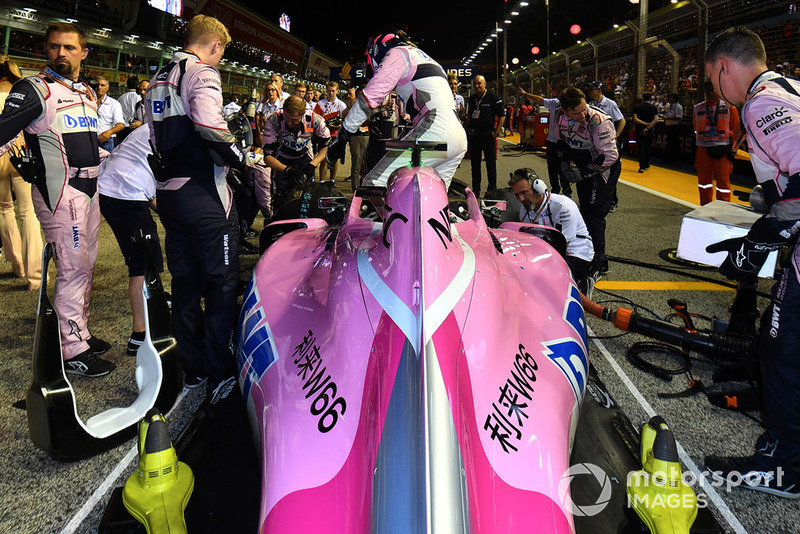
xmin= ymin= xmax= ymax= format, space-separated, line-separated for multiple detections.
xmin=509 ymin=168 xmax=594 ymax=292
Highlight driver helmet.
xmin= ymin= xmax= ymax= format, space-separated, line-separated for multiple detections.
xmin=365 ymin=31 xmax=413 ymax=78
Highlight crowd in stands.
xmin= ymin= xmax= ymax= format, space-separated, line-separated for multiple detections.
xmin=526 ymin=17 xmax=799 ymax=119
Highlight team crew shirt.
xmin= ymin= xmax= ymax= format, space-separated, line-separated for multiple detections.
xmin=519 ymin=191 xmax=594 ymax=262
xmin=555 ymin=106 xmax=619 ymax=179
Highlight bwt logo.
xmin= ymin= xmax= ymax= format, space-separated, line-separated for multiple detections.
xmin=71 ymin=225 xmax=80 ymax=249
xmin=63 ymin=114 xmax=97 ymax=130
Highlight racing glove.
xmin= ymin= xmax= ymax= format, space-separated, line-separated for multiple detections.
xmin=303 ymin=163 xmax=317 ymax=180
xmin=560 ymin=161 xmax=583 ymax=184
xmin=325 ymin=128 xmax=352 ymax=166
xmin=284 ymin=166 xmax=307 ymax=186
xmin=9 ymin=146 xmax=38 ymax=183
xmin=705 ymin=215 xmax=799 ymax=283
xmin=246 ymin=151 xmax=264 ymax=166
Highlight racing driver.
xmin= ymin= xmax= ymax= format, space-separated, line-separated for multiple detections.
xmin=326 ymin=31 xmax=467 ymax=190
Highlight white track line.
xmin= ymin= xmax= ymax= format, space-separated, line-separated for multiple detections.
xmin=60 ymin=388 xmax=191 ymax=534
xmin=618 ymin=177 xmax=700 ymax=209
xmin=589 ymin=325 xmax=749 ymax=534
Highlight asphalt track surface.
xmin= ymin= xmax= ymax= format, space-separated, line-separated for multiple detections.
xmin=0 ymin=135 xmax=796 ymax=533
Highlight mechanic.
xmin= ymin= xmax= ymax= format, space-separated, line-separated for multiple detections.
xmin=555 ymin=86 xmax=619 ymax=275
xmin=0 ymin=22 xmax=114 ymax=377
xmin=508 ymin=168 xmax=594 ymax=293
xmin=259 ymin=95 xmax=331 ymax=212
xmin=145 ymin=15 xmax=248 ymax=394
xmin=586 ymin=80 xmax=625 ymax=210
xmin=326 ymin=31 xmax=467 ymax=190
xmin=517 ymin=87 xmax=572 ymax=197
xmin=703 ymin=25 xmax=800 ymax=499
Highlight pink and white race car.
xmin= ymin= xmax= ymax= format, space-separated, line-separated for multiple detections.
xmin=234 ymin=142 xmax=714 ymax=533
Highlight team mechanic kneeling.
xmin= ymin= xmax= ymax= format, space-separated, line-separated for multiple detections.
xmin=509 ymin=168 xmax=595 ymax=294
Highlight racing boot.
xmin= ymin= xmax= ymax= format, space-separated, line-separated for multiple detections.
xmin=705 ymin=433 xmax=800 ymax=499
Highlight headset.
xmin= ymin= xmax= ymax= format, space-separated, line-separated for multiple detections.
xmin=532 ymin=178 xmax=548 ymax=195
xmin=511 ymin=168 xmax=547 ymax=196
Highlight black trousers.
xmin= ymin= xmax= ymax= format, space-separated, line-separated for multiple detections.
xmin=546 ymin=140 xmax=572 ymax=197
xmin=157 ymin=180 xmax=240 ymax=383
xmin=575 ymin=160 xmax=619 ymax=266
xmin=468 ymin=130 xmax=497 ymax=195
xmin=759 ymin=259 xmax=800 ymax=476
xmin=637 ymin=130 xmax=653 ymax=170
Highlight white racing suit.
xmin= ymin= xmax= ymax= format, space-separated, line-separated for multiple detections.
xmin=0 ymin=67 xmax=103 ymax=359
xmin=740 ymin=71 xmax=800 ymax=476
xmin=341 ymin=45 xmax=467 ymax=188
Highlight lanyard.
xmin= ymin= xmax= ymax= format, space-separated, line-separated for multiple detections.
xmin=524 ymin=192 xmax=551 ymax=224
xmin=705 ymin=102 xmax=719 ymax=135
xmin=43 ymin=66 xmax=95 ymax=101
xmin=473 ymin=93 xmax=485 ymax=112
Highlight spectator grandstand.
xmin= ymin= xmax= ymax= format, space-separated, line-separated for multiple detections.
xmin=507 ymin=0 xmax=800 ymax=115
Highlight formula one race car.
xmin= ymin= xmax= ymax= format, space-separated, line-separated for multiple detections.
xmin=233 ymin=142 xmax=723 ymax=533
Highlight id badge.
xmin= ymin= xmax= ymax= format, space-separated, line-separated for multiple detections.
xmin=471 ymin=109 xmax=480 ymax=119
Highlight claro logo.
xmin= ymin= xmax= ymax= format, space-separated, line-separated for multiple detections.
xmin=63 ymin=114 xmax=98 ymax=130
xmin=756 ymin=107 xmax=787 ymax=128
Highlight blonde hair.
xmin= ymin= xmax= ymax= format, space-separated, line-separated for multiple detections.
xmin=184 ymin=15 xmax=231 ymax=48
xmin=283 ymin=95 xmax=305 ymax=115
xmin=0 ymin=55 xmax=23 ymax=83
